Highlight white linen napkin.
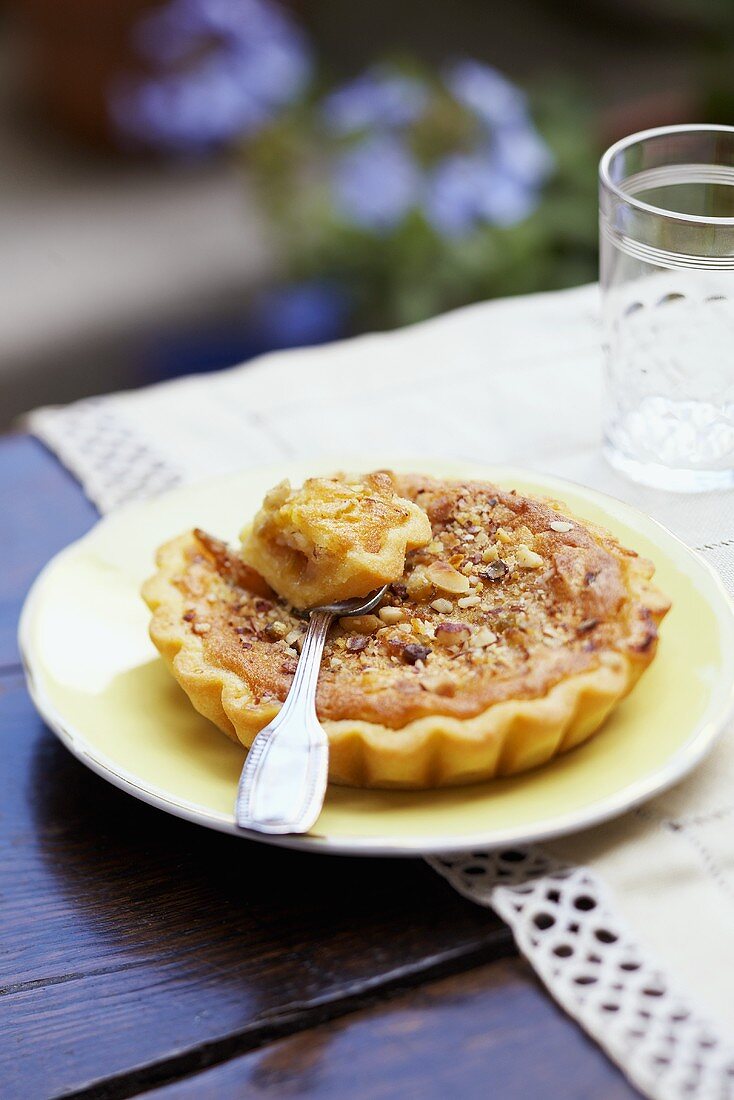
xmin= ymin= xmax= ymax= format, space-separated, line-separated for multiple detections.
xmin=28 ymin=283 xmax=734 ymax=1099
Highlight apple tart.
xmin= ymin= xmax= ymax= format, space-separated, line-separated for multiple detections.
xmin=143 ymin=472 xmax=670 ymax=788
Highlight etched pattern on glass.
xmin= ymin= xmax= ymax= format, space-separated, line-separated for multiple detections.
xmin=605 ymin=283 xmax=734 ymax=473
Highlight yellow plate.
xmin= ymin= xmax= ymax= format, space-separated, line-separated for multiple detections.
xmin=19 ymin=460 xmax=734 ymax=856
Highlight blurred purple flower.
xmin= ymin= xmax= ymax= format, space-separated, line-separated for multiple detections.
xmin=446 ymin=59 xmax=527 ymax=130
xmin=426 ymin=152 xmax=537 ymax=237
xmin=475 ymin=171 xmax=538 ymax=227
xmin=441 ymin=61 xmax=553 ymax=232
xmin=493 ymin=124 xmax=554 ymax=186
xmin=424 ymin=155 xmax=485 ymax=237
xmin=134 ymin=0 xmax=298 ymax=62
xmin=324 ymin=59 xmax=552 ymax=238
xmin=251 ymin=280 xmax=351 ymax=347
xmin=111 ymin=0 xmax=311 ymax=152
xmin=332 ymin=134 xmax=420 ymax=231
xmin=322 ymin=69 xmax=428 ymax=134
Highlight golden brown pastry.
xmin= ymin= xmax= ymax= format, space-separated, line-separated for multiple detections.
xmin=240 ymin=472 xmax=431 ymax=609
xmin=143 ymin=473 xmax=670 ymax=789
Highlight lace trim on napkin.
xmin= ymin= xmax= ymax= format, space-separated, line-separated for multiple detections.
xmin=28 ymin=401 xmax=181 ymax=511
xmin=429 ymin=850 xmax=734 ymax=1100
xmin=26 ymin=393 xmax=734 ymax=1100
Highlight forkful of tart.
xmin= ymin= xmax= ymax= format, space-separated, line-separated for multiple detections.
xmin=235 ymin=472 xmax=433 ymax=834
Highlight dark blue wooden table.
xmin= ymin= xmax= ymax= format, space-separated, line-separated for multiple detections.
xmin=1 ymin=433 xmax=639 ymax=1098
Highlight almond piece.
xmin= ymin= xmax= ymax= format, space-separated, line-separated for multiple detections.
xmin=406 ymin=568 xmax=434 ymax=600
xmin=473 ymin=627 xmax=497 ymax=648
xmin=263 ymin=621 xmax=288 ymax=639
xmin=401 ymin=642 xmax=431 ymax=665
xmin=435 ymin=621 xmax=471 ymax=646
xmin=340 ymin=614 xmax=382 ymax=634
xmin=514 ymin=544 xmax=543 ymax=569
xmin=483 ymin=560 xmax=508 ymax=581
xmin=425 ymin=561 xmax=471 ymax=595
xmin=379 ymin=606 xmax=406 ymax=625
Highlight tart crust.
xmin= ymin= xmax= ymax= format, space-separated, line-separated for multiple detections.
xmin=143 ymin=474 xmax=670 ymax=789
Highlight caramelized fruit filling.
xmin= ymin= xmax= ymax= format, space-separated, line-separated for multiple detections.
xmin=240 ymin=472 xmax=432 ymax=609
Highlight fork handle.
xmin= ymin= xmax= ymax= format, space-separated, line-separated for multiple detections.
xmin=234 ymin=610 xmax=332 ymax=834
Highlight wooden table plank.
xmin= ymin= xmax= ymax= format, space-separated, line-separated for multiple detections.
xmin=0 ymin=672 xmax=513 ymax=1097
xmin=1 ymin=434 xmax=98 ymax=669
xmin=141 ymin=960 xmax=640 ymax=1100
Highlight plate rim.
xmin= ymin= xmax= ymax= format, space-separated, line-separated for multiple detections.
xmin=18 ymin=462 xmax=734 ymax=857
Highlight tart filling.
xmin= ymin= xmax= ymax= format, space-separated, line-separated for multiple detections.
xmin=143 ymin=473 xmax=670 ymax=788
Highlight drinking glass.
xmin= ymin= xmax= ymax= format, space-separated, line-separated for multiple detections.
xmin=600 ymin=124 xmax=734 ymax=491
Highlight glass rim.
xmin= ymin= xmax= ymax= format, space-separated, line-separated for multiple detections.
xmin=599 ymin=123 xmax=734 ymax=227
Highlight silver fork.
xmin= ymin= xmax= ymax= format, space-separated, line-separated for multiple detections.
xmin=234 ymin=585 xmax=388 ymax=835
